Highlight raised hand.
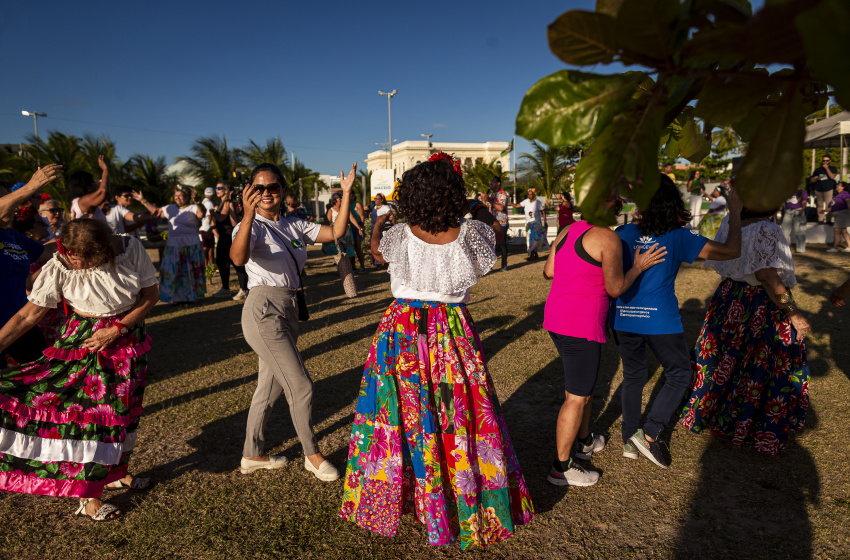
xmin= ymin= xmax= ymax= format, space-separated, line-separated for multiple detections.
xmin=339 ymin=163 xmax=358 ymax=194
xmin=29 ymin=164 xmax=63 ymax=188
xmin=242 ymin=185 xmax=262 ymax=217
xmin=97 ymin=155 xmax=108 ymax=172
xmin=131 ymin=190 xmax=146 ymax=201
xmin=633 ymin=243 xmax=668 ymax=272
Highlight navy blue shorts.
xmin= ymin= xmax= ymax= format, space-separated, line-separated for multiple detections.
xmin=548 ymin=331 xmax=601 ymax=397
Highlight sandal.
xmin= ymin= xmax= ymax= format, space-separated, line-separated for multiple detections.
xmin=75 ymin=498 xmax=121 ymax=521
xmin=106 ymin=476 xmax=151 ymax=490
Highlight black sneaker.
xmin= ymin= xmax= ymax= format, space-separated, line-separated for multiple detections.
xmin=629 ymin=429 xmax=670 ymax=469
xmin=574 ymin=433 xmax=606 ymax=461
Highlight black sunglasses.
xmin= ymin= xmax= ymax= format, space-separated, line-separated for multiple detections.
xmin=252 ymin=183 xmax=282 ymax=194
xmin=43 ymin=208 xmax=62 ymax=214
xmin=117 ymin=193 xmax=132 ymax=198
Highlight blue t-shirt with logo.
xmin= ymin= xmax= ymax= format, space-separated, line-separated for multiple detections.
xmin=611 ymin=223 xmax=708 ymax=335
xmin=0 ymin=228 xmax=45 ymax=326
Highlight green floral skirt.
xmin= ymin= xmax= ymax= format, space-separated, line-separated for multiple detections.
xmin=0 ymin=313 xmax=150 ymax=498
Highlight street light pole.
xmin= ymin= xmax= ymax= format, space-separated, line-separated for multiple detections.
xmin=378 ymin=90 xmax=397 ymax=176
xmin=21 ymin=110 xmax=47 ymax=167
xmin=421 ymin=133 xmax=433 ymax=151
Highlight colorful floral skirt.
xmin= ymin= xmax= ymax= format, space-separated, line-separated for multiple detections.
xmin=340 ymin=299 xmax=533 ymax=550
xmin=159 ymin=243 xmax=206 ymax=303
xmin=679 ymin=279 xmax=809 ymax=455
xmin=525 ymin=221 xmax=549 ymax=254
xmin=0 ymin=314 xmax=150 ymax=498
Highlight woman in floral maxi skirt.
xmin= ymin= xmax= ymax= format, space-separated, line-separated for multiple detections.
xmin=0 ymin=219 xmax=158 ymax=519
xmin=339 ymin=154 xmax=533 ymax=550
xmin=680 ymin=214 xmax=813 ymax=454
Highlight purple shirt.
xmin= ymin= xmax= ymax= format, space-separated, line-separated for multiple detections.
xmin=831 ymin=190 xmax=850 ymax=213
xmin=785 ymin=190 xmax=808 ymax=210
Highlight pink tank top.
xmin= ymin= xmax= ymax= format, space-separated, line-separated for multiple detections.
xmin=543 ymin=221 xmax=609 ymax=343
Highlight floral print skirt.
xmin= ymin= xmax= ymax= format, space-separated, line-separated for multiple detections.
xmin=340 ymin=299 xmax=534 ymax=550
xmin=159 ymin=243 xmax=206 ymax=303
xmin=0 ymin=313 xmax=150 ymax=498
xmin=679 ymin=279 xmax=809 ymax=455
xmin=525 ymin=221 xmax=549 ymax=254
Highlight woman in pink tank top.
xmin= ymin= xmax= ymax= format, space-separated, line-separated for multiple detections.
xmin=541 ymin=201 xmax=666 ymax=488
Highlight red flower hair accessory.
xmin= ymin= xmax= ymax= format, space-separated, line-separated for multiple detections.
xmin=428 ymin=152 xmax=463 ymax=178
xmin=39 ymin=193 xmax=52 ymax=205
xmin=15 ymin=205 xmax=36 ymax=221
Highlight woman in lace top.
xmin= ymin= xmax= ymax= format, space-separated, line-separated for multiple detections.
xmin=680 ymin=207 xmax=813 ymax=454
xmin=339 ymin=155 xmax=534 ymax=550
xmin=0 ymin=218 xmax=159 ymax=520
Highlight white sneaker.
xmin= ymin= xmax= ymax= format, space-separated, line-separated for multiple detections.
xmin=211 ymin=288 xmax=232 ymax=298
xmin=843 ymin=248 xmax=850 ymax=253
xmin=240 ymin=455 xmax=289 ymax=475
xmin=232 ymin=289 xmax=247 ymax=301
xmin=304 ymin=458 xmax=339 ymax=481
xmin=827 ymin=248 xmax=839 ymax=252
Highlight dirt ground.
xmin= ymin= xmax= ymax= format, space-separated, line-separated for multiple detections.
xmin=0 ymin=243 xmax=848 ymax=560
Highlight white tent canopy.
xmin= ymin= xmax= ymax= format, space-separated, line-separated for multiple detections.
xmin=804 ymin=111 xmax=849 ymax=178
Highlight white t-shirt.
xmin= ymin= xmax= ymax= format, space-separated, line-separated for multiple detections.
xmin=162 ymin=204 xmax=201 ymax=248
xmin=104 ymin=205 xmax=130 ymax=234
xmin=233 ymin=215 xmax=322 ymax=290
xmin=70 ymin=198 xmax=107 ymax=222
xmin=200 ymin=198 xmax=215 ymax=232
xmin=520 ymin=198 xmax=544 ymax=223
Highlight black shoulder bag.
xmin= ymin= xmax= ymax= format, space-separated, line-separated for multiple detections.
xmin=259 ymin=221 xmax=310 ymax=321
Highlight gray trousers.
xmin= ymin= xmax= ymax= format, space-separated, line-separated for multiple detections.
xmin=780 ymin=208 xmax=806 ymax=251
xmin=241 ymin=286 xmax=318 ymax=457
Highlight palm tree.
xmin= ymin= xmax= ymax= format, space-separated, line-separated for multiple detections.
xmin=178 ymin=135 xmax=244 ymax=190
xmin=126 ymin=154 xmax=178 ymax=206
xmin=518 ymin=141 xmax=571 ymax=203
xmin=463 ymin=159 xmax=508 ymax=193
xmin=239 ymin=137 xmax=288 ymax=169
xmin=284 ymin=158 xmax=319 ymax=204
xmin=21 ymin=131 xmax=86 ymax=207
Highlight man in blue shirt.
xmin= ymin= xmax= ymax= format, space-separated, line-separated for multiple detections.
xmin=611 ymin=176 xmax=742 ymax=468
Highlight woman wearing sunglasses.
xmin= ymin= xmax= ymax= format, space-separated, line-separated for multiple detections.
xmin=230 ymin=162 xmax=357 ymax=481
xmin=137 ymin=185 xmax=206 ymax=303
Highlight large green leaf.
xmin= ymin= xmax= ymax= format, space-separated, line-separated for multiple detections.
xmin=694 ymin=73 xmax=782 ymax=126
xmin=615 ymin=0 xmax=681 ymax=62
xmin=574 ymin=98 xmax=665 ymax=225
xmin=679 ymin=115 xmax=713 ymax=163
xmin=693 ymin=0 xmax=753 ymax=23
xmin=548 ymin=10 xmax=618 ymax=65
xmin=732 ymin=104 xmax=771 ymax=143
xmin=515 ymin=70 xmax=647 ymax=147
xmin=795 ymin=0 xmax=850 ymax=109
xmin=739 ymin=1 xmax=807 ymax=64
xmin=663 ymin=77 xmax=705 ymax=125
xmin=734 ymin=87 xmax=806 ymax=211
xmin=596 ymin=0 xmax=624 ymax=17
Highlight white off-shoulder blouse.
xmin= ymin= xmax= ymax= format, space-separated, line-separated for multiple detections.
xmin=705 ymin=218 xmax=797 ymax=287
xmin=379 ymin=220 xmax=497 ymax=303
xmin=28 ymin=236 xmax=159 ymax=316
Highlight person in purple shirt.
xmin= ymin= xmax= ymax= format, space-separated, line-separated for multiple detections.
xmin=827 ymin=181 xmax=850 ymax=252
xmin=780 ymin=187 xmax=808 ymax=253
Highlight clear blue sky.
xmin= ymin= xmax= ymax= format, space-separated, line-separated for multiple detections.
xmin=0 ymin=0 xmax=608 ymax=175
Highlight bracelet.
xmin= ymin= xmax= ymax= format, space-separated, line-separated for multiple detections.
xmin=776 ymin=290 xmax=799 ymax=314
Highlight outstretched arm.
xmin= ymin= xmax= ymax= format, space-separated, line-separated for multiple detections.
xmin=77 ymin=156 xmax=110 ymax=214
xmin=0 ymin=165 xmax=62 ymax=223
xmin=315 ymin=164 xmax=358 ymax=243
xmin=0 ymin=303 xmax=50 ymax=354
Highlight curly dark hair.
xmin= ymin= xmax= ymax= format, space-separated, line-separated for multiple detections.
xmin=637 ymin=175 xmax=691 ymax=237
xmin=394 ymin=159 xmax=468 ymax=234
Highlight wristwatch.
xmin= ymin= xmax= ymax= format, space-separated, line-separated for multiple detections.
xmin=117 ymin=323 xmax=129 ymax=336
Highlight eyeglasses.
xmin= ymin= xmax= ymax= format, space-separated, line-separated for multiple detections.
xmin=117 ymin=194 xmax=132 ymax=198
xmin=43 ymin=208 xmax=62 ymax=214
xmin=252 ymin=183 xmax=282 ymax=194
xmin=215 ymin=186 xmax=226 ymax=190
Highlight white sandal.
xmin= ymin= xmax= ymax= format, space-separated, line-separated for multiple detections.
xmin=75 ymin=498 xmax=121 ymax=521
xmin=106 ymin=477 xmax=151 ymax=490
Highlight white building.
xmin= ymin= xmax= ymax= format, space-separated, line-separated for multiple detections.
xmin=365 ymin=140 xmax=511 ymax=177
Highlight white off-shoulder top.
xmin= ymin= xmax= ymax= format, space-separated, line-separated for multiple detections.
xmin=379 ymin=220 xmax=497 ymax=303
xmin=28 ymin=236 xmax=159 ymax=316
xmin=705 ymin=218 xmax=797 ymax=287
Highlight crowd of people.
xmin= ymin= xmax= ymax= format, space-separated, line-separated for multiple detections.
xmin=0 ymin=152 xmax=847 ymax=550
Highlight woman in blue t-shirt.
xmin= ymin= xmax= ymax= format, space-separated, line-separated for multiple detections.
xmin=612 ymin=176 xmax=743 ymax=469
xmin=0 ymin=165 xmax=63 ymax=367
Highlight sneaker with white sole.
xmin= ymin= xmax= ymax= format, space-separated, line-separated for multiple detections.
xmin=629 ymin=429 xmax=670 ymax=469
xmin=547 ymin=459 xmax=600 ymax=487
xmin=211 ymin=288 xmax=232 ymax=298
xmin=622 ymin=441 xmax=639 ymax=460
xmin=304 ymin=458 xmax=340 ymax=481
xmin=574 ymin=433 xmax=606 ymax=461
xmin=827 ymin=248 xmax=839 ymax=252
xmin=240 ymin=455 xmax=289 ymax=475
xmin=232 ymin=289 xmax=247 ymax=301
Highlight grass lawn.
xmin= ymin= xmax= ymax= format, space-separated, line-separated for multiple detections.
xmin=1 ymin=244 xmax=849 ymax=559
